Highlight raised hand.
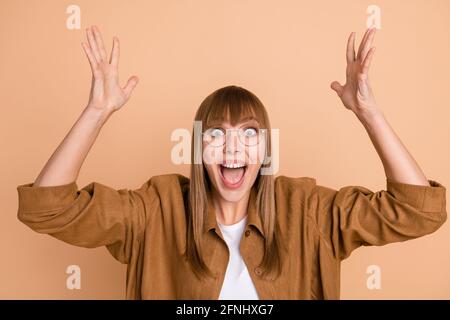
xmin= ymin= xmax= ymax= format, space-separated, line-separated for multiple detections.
xmin=81 ymin=25 xmax=139 ymax=115
xmin=330 ymin=27 xmax=379 ymax=116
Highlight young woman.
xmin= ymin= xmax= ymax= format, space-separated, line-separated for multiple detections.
xmin=17 ymin=26 xmax=446 ymax=300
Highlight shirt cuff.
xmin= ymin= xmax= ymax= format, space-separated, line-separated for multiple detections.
xmin=386 ymin=178 xmax=446 ymax=213
xmin=17 ymin=181 xmax=79 ymax=213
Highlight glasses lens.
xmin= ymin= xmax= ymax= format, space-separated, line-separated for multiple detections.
xmin=203 ymin=128 xmax=225 ymax=147
xmin=239 ymin=128 xmax=264 ymax=146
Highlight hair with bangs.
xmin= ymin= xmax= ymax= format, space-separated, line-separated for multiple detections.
xmin=185 ymin=85 xmax=287 ymax=281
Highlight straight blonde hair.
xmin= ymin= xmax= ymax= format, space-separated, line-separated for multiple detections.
xmin=185 ymin=85 xmax=286 ymax=281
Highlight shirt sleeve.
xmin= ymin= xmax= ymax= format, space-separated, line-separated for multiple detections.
xmin=308 ymin=178 xmax=447 ymax=261
xmin=16 ymin=179 xmax=157 ymax=264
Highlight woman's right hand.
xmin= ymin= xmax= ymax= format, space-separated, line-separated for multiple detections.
xmin=81 ymin=25 xmax=139 ymax=115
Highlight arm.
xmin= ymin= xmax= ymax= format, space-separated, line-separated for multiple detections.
xmin=315 ymin=27 xmax=447 ymax=261
xmin=18 ymin=26 xmax=144 ymax=264
xmin=330 ymin=27 xmax=429 ymax=186
xmin=34 ymin=25 xmax=139 ymax=186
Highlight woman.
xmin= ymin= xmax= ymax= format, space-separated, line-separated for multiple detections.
xmin=17 ymin=26 xmax=447 ymax=299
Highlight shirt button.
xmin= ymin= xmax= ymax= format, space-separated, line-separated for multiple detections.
xmin=254 ymin=267 xmax=263 ymax=276
xmin=245 ymin=229 xmax=251 ymax=237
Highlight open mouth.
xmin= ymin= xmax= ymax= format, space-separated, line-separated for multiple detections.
xmin=218 ymin=162 xmax=247 ymax=189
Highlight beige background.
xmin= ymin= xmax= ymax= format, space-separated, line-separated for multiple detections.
xmin=1 ymin=0 xmax=449 ymax=299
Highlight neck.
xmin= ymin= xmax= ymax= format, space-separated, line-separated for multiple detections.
xmin=211 ymin=189 xmax=251 ymax=226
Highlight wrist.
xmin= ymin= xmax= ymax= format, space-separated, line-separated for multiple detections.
xmin=83 ymin=105 xmax=112 ymax=126
xmin=354 ymin=107 xmax=384 ymax=126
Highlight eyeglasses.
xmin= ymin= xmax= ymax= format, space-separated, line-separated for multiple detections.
xmin=202 ymin=127 xmax=266 ymax=147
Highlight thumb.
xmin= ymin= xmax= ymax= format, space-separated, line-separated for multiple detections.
xmin=330 ymin=81 xmax=344 ymax=97
xmin=122 ymin=76 xmax=139 ymax=100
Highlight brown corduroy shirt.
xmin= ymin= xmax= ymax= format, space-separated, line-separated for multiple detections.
xmin=17 ymin=174 xmax=447 ymax=299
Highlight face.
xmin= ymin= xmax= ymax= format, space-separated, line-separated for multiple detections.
xmin=202 ymin=118 xmax=267 ymax=202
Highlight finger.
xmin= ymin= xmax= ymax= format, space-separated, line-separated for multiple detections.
xmin=110 ymin=36 xmax=120 ymax=67
xmin=330 ymin=81 xmax=344 ymax=97
xmin=356 ymin=27 xmax=372 ymax=60
xmin=86 ymin=26 xmax=102 ymax=63
xmin=122 ymin=76 xmax=139 ymax=99
xmin=361 ymin=47 xmax=376 ymax=75
xmin=81 ymin=41 xmax=98 ymax=71
xmin=346 ymin=32 xmax=356 ymax=63
xmin=92 ymin=25 xmax=108 ymax=61
xmin=357 ymin=73 xmax=369 ymax=97
xmin=359 ymin=27 xmax=376 ymax=63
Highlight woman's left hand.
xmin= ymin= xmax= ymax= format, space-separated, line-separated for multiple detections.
xmin=330 ymin=27 xmax=379 ymax=117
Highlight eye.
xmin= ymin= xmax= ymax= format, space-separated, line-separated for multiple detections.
xmin=208 ymin=128 xmax=225 ymax=137
xmin=243 ymin=127 xmax=257 ymax=137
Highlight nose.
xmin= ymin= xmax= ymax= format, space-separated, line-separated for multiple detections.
xmin=224 ymin=130 xmax=244 ymax=155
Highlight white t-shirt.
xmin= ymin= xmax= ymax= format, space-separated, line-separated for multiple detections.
xmin=217 ymin=214 xmax=260 ymax=300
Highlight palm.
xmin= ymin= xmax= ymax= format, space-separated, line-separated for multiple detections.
xmin=81 ymin=26 xmax=139 ymax=114
xmin=331 ymin=27 xmax=378 ymax=114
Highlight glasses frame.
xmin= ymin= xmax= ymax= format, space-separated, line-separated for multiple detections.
xmin=202 ymin=127 xmax=267 ymax=147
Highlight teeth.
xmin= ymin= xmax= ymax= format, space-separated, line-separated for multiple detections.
xmin=221 ymin=163 xmax=246 ymax=169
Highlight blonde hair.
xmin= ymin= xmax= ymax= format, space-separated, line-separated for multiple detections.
xmin=185 ymin=85 xmax=286 ymax=280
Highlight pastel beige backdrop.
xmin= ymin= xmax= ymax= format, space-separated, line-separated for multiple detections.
xmin=1 ymin=0 xmax=449 ymax=299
